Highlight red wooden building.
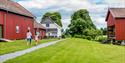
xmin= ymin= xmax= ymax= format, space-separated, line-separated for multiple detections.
xmin=106 ymin=8 xmax=125 ymax=41
xmin=0 ymin=0 xmax=35 ymax=40
xmin=34 ymin=21 xmax=46 ymax=39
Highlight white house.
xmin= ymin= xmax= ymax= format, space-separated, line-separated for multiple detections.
xmin=41 ymin=17 xmax=62 ymax=38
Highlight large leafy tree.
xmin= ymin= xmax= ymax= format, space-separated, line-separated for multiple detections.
xmin=41 ymin=12 xmax=62 ymax=27
xmin=68 ymin=9 xmax=98 ymax=37
xmin=100 ymin=28 xmax=107 ymax=35
xmin=71 ymin=9 xmax=96 ymax=29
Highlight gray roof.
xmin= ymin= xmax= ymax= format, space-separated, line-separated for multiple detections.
xmin=0 ymin=0 xmax=35 ymax=18
xmin=34 ymin=21 xmax=46 ymax=29
xmin=41 ymin=17 xmax=54 ymax=24
xmin=109 ymin=8 xmax=125 ymax=18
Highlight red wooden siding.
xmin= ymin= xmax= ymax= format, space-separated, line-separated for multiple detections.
xmin=107 ymin=12 xmax=115 ymax=26
xmin=106 ymin=8 xmax=125 ymax=40
xmin=0 ymin=11 xmax=5 ymax=25
xmin=34 ymin=29 xmax=46 ymax=39
xmin=41 ymin=29 xmax=46 ymax=38
xmin=0 ymin=11 xmax=34 ymax=40
xmin=115 ymin=19 xmax=125 ymax=40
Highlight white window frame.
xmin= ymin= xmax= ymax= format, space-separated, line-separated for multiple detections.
xmin=16 ymin=26 xmax=19 ymax=33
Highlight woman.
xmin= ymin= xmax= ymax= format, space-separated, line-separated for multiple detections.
xmin=26 ymin=30 xmax=32 ymax=45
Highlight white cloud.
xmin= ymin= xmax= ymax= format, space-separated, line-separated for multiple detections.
xmin=105 ymin=0 xmax=125 ymax=8
xmin=92 ymin=17 xmax=107 ymax=29
xmin=18 ymin=0 xmax=93 ymax=10
xmin=62 ymin=18 xmax=71 ymax=30
xmin=18 ymin=0 xmax=60 ymax=9
xmin=16 ymin=0 xmax=125 ymax=29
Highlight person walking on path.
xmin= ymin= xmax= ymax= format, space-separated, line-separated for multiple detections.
xmin=35 ymin=32 xmax=40 ymax=45
xmin=26 ymin=30 xmax=32 ymax=45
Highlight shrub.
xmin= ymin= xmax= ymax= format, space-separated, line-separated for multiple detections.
xmin=61 ymin=34 xmax=65 ymax=38
xmin=82 ymin=35 xmax=86 ymax=39
xmin=74 ymin=35 xmax=82 ymax=38
xmin=95 ymin=36 xmax=107 ymax=42
xmin=85 ymin=36 xmax=92 ymax=40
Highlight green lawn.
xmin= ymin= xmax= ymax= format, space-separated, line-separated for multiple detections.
xmin=0 ymin=39 xmax=58 ymax=55
xmin=4 ymin=38 xmax=125 ymax=63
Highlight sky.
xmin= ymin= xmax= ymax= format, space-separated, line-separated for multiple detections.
xmin=14 ymin=0 xmax=125 ymax=29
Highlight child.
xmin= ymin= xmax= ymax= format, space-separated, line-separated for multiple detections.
xmin=35 ymin=33 xmax=39 ymax=45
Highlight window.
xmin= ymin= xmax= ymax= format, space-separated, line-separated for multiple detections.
xmin=54 ymin=29 xmax=58 ymax=32
xmin=16 ymin=26 xmax=19 ymax=33
xmin=46 ymin=24 xmax=49 ymax=27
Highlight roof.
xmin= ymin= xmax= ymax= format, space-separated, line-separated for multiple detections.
xmin=0 ymin=0 xmax=35 ymax=18
xmin=34 ymin=21 xmax=46 ymax=29
xmin=106 ymin=8 xmax=125 ymax=21
xmin=41 ymin=17 xmax=62 ymax=28
xmin=41 ymin=17 xmax=54 ymax=24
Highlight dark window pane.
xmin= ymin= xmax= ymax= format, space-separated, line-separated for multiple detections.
xmin=46 ymin=24 xmax=49 ymax=27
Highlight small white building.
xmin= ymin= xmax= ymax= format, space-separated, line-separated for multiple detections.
xmin=41 ymin=17 xmax=62 ymax=38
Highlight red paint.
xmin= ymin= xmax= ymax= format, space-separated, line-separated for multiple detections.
xmin=106 ymin=9 xmax=125 ymax=40
xmin=0 ymin=10 xmax=35 ymax=40
xmin=115 ymin=19 xmax=125 ymax=40
xmin=41 ymin=29 xmax=46 ymax=39
xmin=107 ymin=12 xmax=115 ymax=26
xmin=34 ymin=28 xmax=46 ymax=39
xmin=0 ymin=0 xmax=47 ymax=40
xmin=0 ymin=11 xmax=4 ymax=25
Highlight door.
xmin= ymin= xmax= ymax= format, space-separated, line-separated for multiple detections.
xmin=0 ymin=25 xmax=3 ymax=38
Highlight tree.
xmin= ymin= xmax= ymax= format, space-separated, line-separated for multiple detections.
xmin=100 ymin=28 xmax=107 ymax=35
xmin=71 ymin=9 xmax=96 ymax=29
xmin=69 ymin=18 xmax=88 ymax=36
xmin=68 ymin=9 xmax=96 ymax=37
xmin=41 ymin=12 xmax=62 ymax=27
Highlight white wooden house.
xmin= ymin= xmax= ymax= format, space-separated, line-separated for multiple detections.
xmin=41 ymin=17 xmax=62 ymax=38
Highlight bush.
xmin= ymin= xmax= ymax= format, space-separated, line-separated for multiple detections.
xmin=95 ymin=36 xmax=107 ymax=42
xmin=74 ymin=35 xmax=92 ymax=40
xmin=61 ymin=34 xmax=66 ymax=38
xmin=74 ymin=35 xmax=82 ymax=38
xmin=82 ymin=35 xmax=86 ymax=39
xmin=85 ymin=36 xmax=92 ymax=40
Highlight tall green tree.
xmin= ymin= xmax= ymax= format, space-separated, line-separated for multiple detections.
xmin=41 ymin=12 xmax=62 ymax=27
xmin=100 ymin=28 xmax=107 ymax=35
xmin=71 ymin=9 xmax=96 ymax=29
xmin=69 ymin=9 xmax=96 ymax=36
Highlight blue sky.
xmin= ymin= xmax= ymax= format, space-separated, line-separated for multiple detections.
xmin=14 ymin=0 xmax=125 ymax=29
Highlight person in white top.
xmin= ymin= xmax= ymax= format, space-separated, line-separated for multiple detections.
xmin=26 ymin=30 xmax=32 ymax=45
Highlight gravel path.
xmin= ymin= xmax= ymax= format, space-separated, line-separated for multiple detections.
xmin=0 ymin=39 xmax=65 ymax=63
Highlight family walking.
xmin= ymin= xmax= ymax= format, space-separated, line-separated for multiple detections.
xmin=26 ymin=30 xmax=40 ymax=45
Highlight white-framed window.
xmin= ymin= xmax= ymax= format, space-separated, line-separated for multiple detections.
xmin=16 ymin=26 xmax=19 ymax=33
xmin=46 ymin=24 xmax=49 ymax=27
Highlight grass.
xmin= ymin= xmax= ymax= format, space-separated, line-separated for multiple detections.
xmin=0 ymin=39 xmax=58 ymax=55
xmin=4 ymin=38 xmax=125 ymax=63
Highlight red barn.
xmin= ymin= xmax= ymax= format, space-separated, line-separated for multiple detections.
xmin=106 ymin=8 xmax=125 ymax=41
xmin=0 ymin=0 xmax=35 ymax=40
xmin=34 ymin=21 xmax=46 ymax=39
